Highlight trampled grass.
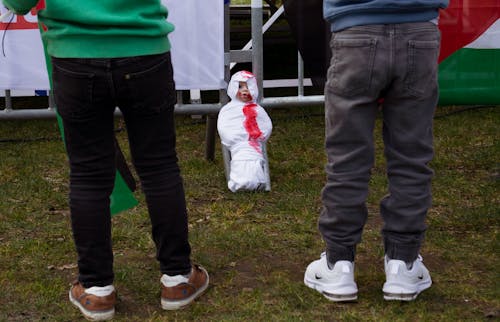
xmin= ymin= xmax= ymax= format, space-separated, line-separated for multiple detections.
xmin=0 ymin=105 xmax=498 ymax=321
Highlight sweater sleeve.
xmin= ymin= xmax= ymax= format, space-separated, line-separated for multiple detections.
xmin=2 ymin=0 xmax=39 ymax=15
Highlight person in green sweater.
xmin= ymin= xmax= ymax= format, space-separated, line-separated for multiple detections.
xmin=2 ymin=1 xmax=209 ymax=320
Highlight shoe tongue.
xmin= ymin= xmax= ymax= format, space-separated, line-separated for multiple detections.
xmin=86 ymin=285 xmax=115 ymax=297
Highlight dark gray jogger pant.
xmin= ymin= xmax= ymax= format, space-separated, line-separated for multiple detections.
xmin=319 ymin=22 xmax=440 ymax=264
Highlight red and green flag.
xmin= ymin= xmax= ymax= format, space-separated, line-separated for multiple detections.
xmin=438 ymin=0 xmax=500 ymax=105
xmin=283 ymin=0 xmax=500 ymax=105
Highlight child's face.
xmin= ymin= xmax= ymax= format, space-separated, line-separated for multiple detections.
xmin=237 ymin=81 xmax=252 ymax=102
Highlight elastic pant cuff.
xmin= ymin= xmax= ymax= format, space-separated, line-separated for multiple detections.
xmin=326 ymin=246 xmax=355 ymax=264
xmin=384 ymin=240 xmax=420 ymax=263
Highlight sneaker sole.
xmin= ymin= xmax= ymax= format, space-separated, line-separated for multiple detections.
xmin=69 ymin=290 xmax=115 ymax=321
xmin=383 ymin=280 xmax=432 ymax=301
xmin=383 ymin=291 xmax=419 ymax=301
xmin=161 ymin=267 xmax=209 ymax=310
xmin=304 ymin=277 xmax=358 ymax=302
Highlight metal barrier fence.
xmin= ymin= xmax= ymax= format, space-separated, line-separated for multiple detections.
xmin=0 ymin=1 xmax=324 ymax=160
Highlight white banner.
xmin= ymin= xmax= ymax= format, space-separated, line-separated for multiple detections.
xmin=166 ymin=0 xmax=225 ymax=90
xmin=0 ymin=1 xmax=224 ymax=91
xmin=0 ymin=8 xmax=49 ymax=90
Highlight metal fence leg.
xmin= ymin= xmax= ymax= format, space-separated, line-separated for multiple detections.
xmin=262 ymin=143 xmax=271 ymax=191
xmin=221 ymin=144 xmax=232 ymax=182
xmin=205 ymin=114 xmax=217 ymax=161
xmin=4 ymin=90 xmax=12 ymax=111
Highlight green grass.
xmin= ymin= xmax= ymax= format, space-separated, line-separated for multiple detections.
xmin=0 ymin=105 xmax=498 ymax=321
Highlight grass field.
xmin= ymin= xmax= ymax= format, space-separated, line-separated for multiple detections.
xmin=0 ymin=103 xmax=498 ymax=321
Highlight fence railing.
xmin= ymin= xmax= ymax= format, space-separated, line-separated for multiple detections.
xmin=1 ymin=1 xmax=325 ymax=160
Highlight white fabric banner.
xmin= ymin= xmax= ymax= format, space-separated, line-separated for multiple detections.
xmin=165 ymin=0 xmax=225 ymax=90
xmin=0 ymin=1 xmax=224 ymax=91
xmin=0 ymin=8 xmax=49 ymax=90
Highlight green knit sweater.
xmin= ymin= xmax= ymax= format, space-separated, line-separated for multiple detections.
xmin=2 ymin=0 xmax=174 ymax=58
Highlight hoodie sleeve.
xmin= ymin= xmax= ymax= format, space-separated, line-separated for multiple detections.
xmin=2 ymin=0 xmax=39 ymax=15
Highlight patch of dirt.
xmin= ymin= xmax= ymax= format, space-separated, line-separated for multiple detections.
xmin=114 ymin=287 xmax=159 ymax=319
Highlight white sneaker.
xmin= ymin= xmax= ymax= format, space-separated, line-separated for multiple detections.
xmin=304 ymin=252 xmax=358 ymax=302
xmin=383 ymin=255 xmax=432 ymax=301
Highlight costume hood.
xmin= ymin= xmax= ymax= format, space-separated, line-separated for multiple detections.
xmin=227 ymin=70 xmax=259 ymax=102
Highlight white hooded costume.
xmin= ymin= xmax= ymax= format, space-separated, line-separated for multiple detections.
xmin=217 ymin=71 xmax=273 ymax=192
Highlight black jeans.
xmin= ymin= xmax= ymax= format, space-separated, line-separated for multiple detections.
xmin=52 ymin=53 xmax=191 ymax=288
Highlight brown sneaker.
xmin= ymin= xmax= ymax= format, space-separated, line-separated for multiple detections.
xmin=69 ymin=281 xmax=116 ymax=321
xmin=160 ymin=264 xmax=209 ymax=310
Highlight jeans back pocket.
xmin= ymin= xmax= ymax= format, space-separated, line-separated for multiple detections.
xmin=122 ymin=53 xmax=176 ymax=117
xmin=327 ymin=37 xmax=377 ymax=97
xmin=52 ymin=60 xmax=95 ymax=121
xmin=405 ymin=39 xmax=440 ymax=97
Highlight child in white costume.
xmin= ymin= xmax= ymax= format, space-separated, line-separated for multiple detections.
xmin=217 ymin=71 xmax=273 ymax=192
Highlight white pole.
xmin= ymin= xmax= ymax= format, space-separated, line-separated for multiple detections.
xmin=298 ymin=52 xmax=305 ymax=96
xmin=251 ymin=0 xmax=264 ymax=101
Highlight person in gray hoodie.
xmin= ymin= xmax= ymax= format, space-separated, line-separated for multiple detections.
xmin=304 ymin=0 xmax=448 ymax=302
